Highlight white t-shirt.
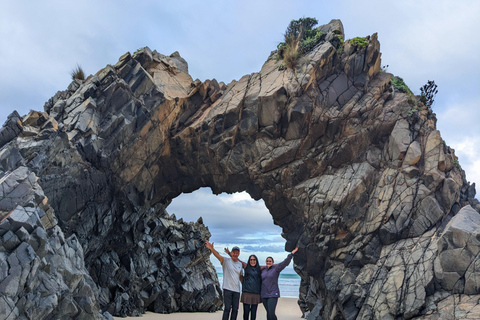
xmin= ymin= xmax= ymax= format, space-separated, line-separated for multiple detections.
xmin=222 ymin=256 xmax=243 ymax=292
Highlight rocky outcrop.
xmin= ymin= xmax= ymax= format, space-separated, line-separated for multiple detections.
xmin=1 ymin=19 xmax=480 ymax=319
xmin=0 ymin=167 xmax=108 ymax=320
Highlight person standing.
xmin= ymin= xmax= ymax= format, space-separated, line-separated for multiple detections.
xmin=241 ymin=254 xmax=262 ymax=320
xmin=205 ymin=241 xmax=243 ymax=320
xmin=261 ymin=247 xmax=298 ymax=320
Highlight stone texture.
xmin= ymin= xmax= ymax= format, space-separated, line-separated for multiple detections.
xmin=435 ymin=205 xmax=480 ymax=295
xmin=0 ymin=167 xmax=107 ymax=319
xmin=1 ymin=19 xmax=480 ymax=319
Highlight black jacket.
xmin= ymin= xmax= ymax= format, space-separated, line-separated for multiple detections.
xmin=243 ymin=265 xmax=262 ymax=294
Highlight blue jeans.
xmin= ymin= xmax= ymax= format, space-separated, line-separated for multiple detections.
xmin=262 ymin=297 xmax=278 ymax=320
xmin=223 ymin=289 xmax=240 ymax=320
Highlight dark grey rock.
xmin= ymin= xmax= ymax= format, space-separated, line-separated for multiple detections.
xmin=0 ymin=111 xmax=23 ymax=149
xmin=2 ymin=230 xmax=20 ymax=251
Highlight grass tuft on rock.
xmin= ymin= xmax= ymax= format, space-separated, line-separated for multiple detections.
xmin=70 ymin=64 xmax=85 ymax=81
xmin=277 ymin=17 xmax=324 ymax=69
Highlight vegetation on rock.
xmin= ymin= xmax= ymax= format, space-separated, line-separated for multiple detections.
xmin=335 ymin=34 xmax=344 ymax=54
xmin=133 ymin=46 xmax=146 ymax=55
xmin=349 ymin=36 xmax=368 ymax=48
xmin=391 ymin=76 xmax=413 ymax=95
xmin=277 ymin=17 xmax=324 ymax=69
xmin=391 ymin=76 xmax=439 ymax=111
xmin=70 ymin=64 xmax=85 ymax=81
xmin=420 ymin=80 xmax=438 ymax=107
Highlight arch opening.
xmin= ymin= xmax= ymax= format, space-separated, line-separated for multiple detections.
xmin=167 ymin=188 xmax=301 ymax=300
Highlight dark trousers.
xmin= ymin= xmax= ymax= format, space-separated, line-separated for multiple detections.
xmin=243 ymin=303 xmax=258 ymax=320
xmin=223 ymin=289 xmax=240 ymax=320
xmin=262 ymin=297 xmax=278 ymax=320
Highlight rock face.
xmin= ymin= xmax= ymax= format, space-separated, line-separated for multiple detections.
xmin=1 ymin=19 xmax=480 ymax=319
xmin=0 ymin=167 xmax=107 ymax=320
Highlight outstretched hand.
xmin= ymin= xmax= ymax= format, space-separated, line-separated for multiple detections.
xmin=224 ymin=248 xmax=231 ymax=256
xmin=205 ymin=241 xmax=224 ymax=264
xmin=292 ymin=247 xmax=299 ymax=255
xmin=205 ymin=241 xmax=214 ymax=251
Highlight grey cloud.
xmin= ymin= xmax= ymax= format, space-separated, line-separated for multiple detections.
xmin=242 ymin=245 xmax=286 ymax=253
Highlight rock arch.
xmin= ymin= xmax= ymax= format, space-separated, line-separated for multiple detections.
xmin=1 ymin=20 xmax=480 ymax=319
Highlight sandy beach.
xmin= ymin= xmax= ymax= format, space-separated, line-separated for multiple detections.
xmin=113 ymin=298 xmax=302 ymax=319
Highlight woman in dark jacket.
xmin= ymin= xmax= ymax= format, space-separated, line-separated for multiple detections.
xmin=261 ymin=247 xmax=298 ymax=320
xmin=241 ymin=254 xmax=262 ymax=320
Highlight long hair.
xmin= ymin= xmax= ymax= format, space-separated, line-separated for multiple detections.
xmin=245 ymin=254 xmax=261 ymax=273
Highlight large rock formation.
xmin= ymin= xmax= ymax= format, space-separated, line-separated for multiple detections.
xmin=1 ymin=19 xmax=480 ymax=319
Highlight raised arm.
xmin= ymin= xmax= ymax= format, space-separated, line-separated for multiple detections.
xmin=205 ymin=241 xmax=224 ymax=264
xmin=275 ymin=247 xmax=298 ymax=272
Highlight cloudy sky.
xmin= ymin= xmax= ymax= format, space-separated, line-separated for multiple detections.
xmin=1 ymin=1 xmax=479 ymax=271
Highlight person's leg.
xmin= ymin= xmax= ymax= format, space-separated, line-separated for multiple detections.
xmin=230 ymin=291 xmax=240 ymax=320
xmin=223 ymin=290 xmax=233 ymax=320
xmin=243 ymin=304 xmax=251 ymax=320
xmin=262 ymin=298 xmax=268 ymax=317
xmin=269 ymin=298 xmax=278 ymax=320
xmin=262 ymin=298 xmax=278 ymax=320
xmin=250 ymin=303 xmax=258 ymax=320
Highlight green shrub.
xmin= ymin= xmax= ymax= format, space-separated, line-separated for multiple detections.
xmin=70 ymin=64 xmax=85 ymax=81
xmin=391 ymin=76 xmax=413 ymax=95
xmin=349 ymin=36 xmax=368 ymax=48
xmin=284 ymin=17 xmax=318 ymax=41
xmin=276 ymin=42 xmax=286 ymax=61
xmin=277 ymin=17 xmax=324 ymax=69
xmin=335 ymin=34 xmax=344 ymax=54
xmin=299 ymin=29 xmax=324 ymax=53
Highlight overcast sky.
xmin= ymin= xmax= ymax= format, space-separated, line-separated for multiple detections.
xmin=1 ymin=1 xmax=479 ymax=272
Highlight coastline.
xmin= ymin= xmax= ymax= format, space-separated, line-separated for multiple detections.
xmin=113 ymin=297 xmax=302 ymax=319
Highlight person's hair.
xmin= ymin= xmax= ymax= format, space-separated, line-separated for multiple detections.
xmin=266 ymin=256 xmax=274 ymax=263
xmin=246 ymin=254 xmax=261 ymax=273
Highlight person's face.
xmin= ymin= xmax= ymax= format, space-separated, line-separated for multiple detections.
xmin=266 ymin=258 xmax=273 ymax=267
xmin=249 ymin=256 xmax=257 ymax=267
xmin=231 ymin=249 xmax=240 ymax=261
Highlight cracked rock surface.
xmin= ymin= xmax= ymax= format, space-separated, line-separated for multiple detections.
xmin=1 ymin=19 xmax=480 ymax=319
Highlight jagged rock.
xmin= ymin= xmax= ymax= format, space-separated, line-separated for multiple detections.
xmin=0 ymin=111 xmax=23 ymax=149
xmin=1 ymin=19 xmax=480 ymax=319
xmin=0 ymin=167 xmax=107 ymax=319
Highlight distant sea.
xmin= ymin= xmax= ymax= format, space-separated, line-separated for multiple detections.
xmin=217 ymin=273 xmax=301 ymax=298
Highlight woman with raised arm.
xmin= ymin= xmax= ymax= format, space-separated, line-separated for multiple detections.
xmin=261 ymin=247 xmax=298 ymax=320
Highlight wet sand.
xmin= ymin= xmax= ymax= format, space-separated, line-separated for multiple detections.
xmin=114 ymin=297 xmax=302 ymax=319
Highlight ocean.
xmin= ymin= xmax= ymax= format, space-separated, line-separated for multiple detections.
xmin=217 ymin=273 xmax=301 ymax=298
